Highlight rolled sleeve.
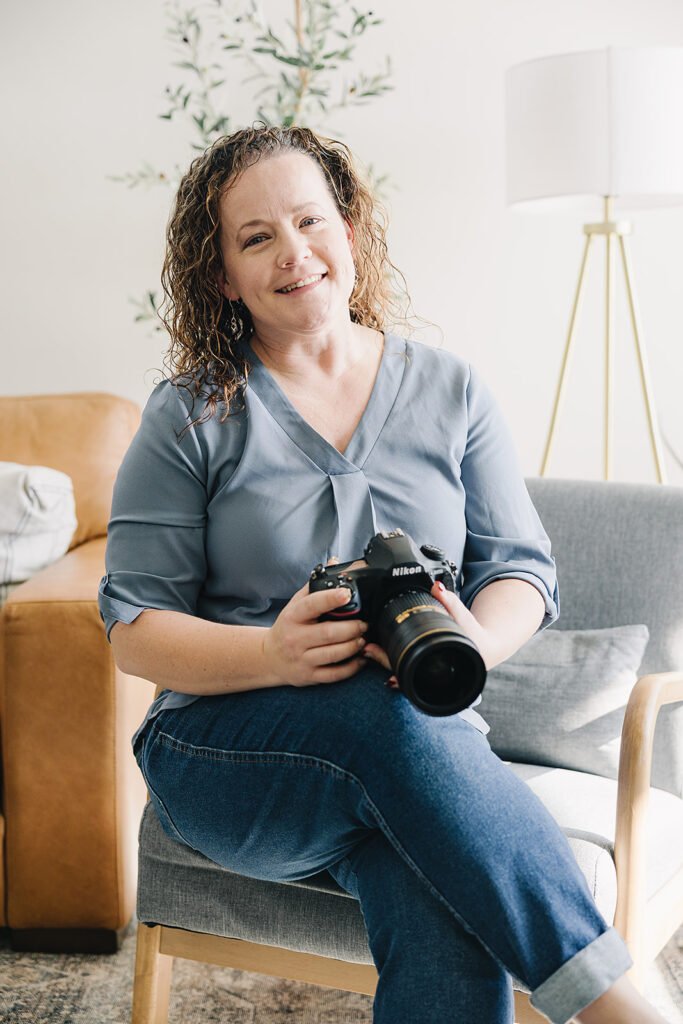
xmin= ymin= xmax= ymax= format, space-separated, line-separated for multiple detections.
xmin=98 ymin=379 xmax=208 ymax=643
xmin=458 ymin=363 xmax=559 ymax=632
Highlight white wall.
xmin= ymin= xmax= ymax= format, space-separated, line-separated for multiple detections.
xmin=3 ymin=0 xmax=683 ymax=484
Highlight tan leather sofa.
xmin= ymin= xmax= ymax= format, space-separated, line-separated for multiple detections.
xmin=0 ymin=392 xmax=155 ymax=953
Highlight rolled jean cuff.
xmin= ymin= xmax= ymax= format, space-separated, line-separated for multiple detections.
xmin=530 ymin=926 xmax=634 ymax=1024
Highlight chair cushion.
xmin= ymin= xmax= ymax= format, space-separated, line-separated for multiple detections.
xmin=480 ymin=625 xmax=650 ymax=780
xmin=137 ymin=764 xmax=683 ymax=975
xmin=505 ymin=763 xmax=683 ymax=905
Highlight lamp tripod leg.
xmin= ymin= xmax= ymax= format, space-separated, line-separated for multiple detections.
xmin=540 ymin=233 xmax=593 ymax=476
xmin=617 ymin=235 xmax=668 ymax=484
xmin=604 ymin=224 xmax=616 ymax=480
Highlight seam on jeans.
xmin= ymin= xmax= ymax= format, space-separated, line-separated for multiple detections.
xmin=153 ymin=727 xmax=528 ymax=988
xmin=156 ymin=732 xmax=355 ymax=778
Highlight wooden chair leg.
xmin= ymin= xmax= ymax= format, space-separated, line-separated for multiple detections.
xmin=131 ymin=923 xmax=174 ymax=1024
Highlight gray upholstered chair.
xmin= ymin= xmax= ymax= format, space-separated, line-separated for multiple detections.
xmin=130 ymin=479 xmax=683 ymax=1024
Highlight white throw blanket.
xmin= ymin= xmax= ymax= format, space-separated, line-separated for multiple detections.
xmin=0 ymin=461 xmax=77 ymax=606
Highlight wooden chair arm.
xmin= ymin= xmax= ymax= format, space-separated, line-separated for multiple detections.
xmin=613 ymin=671 xmax=683 ymax=966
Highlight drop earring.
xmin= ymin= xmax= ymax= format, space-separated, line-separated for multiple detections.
xmin=229 ymin=299 xmax=245 ymax=341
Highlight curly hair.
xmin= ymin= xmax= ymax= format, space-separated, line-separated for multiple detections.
xmin=159 ymin=122 xmax=436 ymax=431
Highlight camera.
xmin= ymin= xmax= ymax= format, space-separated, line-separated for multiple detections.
xmin=308 ymin=529 xmax=487 ymax=717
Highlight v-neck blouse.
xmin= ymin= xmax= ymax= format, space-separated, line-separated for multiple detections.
xmin=98 ymin=331 xmax=560 ymax=746
xmin=244 ymin=332 xmax=390 ymax=466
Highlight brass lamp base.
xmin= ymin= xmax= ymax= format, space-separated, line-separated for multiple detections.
xmin=539 ymin=196 xmax=667 ymax=483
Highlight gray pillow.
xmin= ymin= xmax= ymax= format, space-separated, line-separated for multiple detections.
xmin=479 ymin=624 xmax=650 ymax=780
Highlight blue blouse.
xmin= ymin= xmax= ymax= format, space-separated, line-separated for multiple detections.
xmin=98 ymin=331 xmax=559 ymax=745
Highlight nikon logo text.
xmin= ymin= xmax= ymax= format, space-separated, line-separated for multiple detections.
xmin=392 ymin=566 xmax=420 ymax=576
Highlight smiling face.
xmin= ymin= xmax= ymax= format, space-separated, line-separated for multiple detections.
xmin=217 ymin=151 xmax=356 ymax=341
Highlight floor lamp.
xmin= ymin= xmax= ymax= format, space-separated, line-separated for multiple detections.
xmin=505 ymin=46 xmax=683 ymax=483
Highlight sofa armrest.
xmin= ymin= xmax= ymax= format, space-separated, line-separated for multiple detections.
xmin=2 ymin=535 xmax=109 ymax=607
xmin=613 ymin=671 xmax=683 ymax=971
xmin=0 ymin=537 xmax=156 ymax=932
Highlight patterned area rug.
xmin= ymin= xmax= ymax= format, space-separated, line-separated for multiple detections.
xmin=0 ymin=918 xmax=681 ymax=1023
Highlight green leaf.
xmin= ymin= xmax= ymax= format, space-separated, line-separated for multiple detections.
xmin=266 ymin=28 xmax=285 ymax=47
xmin=273 ymin=54 xmax=309 ymax=67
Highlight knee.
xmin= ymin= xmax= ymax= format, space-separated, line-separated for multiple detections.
xmin=334 ymin=670 xmax=488 ymax=769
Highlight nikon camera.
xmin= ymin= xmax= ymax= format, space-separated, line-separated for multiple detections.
xmin=308 ymin=529 xmax=486 ymax=717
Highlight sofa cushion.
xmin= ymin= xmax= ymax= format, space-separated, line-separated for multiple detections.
xmin=0 ymin=462 xmax=77 ymax=607
xmin=479 ymin=625 xmax=650 ymax=780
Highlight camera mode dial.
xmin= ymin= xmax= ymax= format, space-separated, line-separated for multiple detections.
xmin=420 ymin=543 xmax=446 ymax=561
xmin=334 ymin=573 xmax=361 ymax=613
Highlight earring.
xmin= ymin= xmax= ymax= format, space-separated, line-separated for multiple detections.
xmin=229 ymin=300 xmax=243 ymax=340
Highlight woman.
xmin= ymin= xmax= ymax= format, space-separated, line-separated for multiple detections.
xmin=99 ymin=125 xmax=669 ymax=1024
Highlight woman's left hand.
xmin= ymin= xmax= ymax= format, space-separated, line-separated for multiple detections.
xmin=363 ymin=581 xmax=495 ymax=687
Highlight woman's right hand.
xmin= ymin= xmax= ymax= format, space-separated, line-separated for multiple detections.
xmin=263 ymin=563 xmax=370 ymax=687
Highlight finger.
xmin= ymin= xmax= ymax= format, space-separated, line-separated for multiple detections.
xmin=295 ymin=585 xmax=355 ymax=623
xmin=292 ymin=555 xmax=341 ymax=599
xmin=312 ymin=655 xmax=368 ymax=684
xmin=431 ymin=581 xmax=468 ymax=617
xmin=362 ymin=644 xmax=392 ymax=671
xmin=291 ymin=577 xmax=316 ymax=603
xmin=310 ymin=635 xmax=368 ymax=667
xmin=307 ymin=618 xmax=368 ymax=650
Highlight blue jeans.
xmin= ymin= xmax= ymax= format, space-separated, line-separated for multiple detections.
xmin=134 ymin=665 xmax=633 ymax=1024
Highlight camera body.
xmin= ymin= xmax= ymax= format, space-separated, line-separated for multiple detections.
xmin=308 ymin=529 xmax=487 ymax=716
xmin=309 ymin=528 xmax=458 ymax=624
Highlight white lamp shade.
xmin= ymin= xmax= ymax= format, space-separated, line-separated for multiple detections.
xmin=506 ymin=47 xmax=683 ymax=209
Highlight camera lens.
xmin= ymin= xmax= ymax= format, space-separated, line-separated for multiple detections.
xmin=376 ymin=591 xmax=487 ymax=716
xmin=408 ymin=641 xmax=485 ymax=715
